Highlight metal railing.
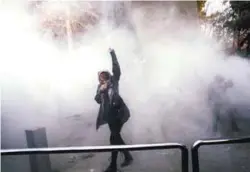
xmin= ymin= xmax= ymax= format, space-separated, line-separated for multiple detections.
xmin=4 ymin=136 xmax=250 ymax=172
xmin=191 ymin=136 xmax=250 ymax=172
xmin=1 ymin=143 xmax=189 ymax=172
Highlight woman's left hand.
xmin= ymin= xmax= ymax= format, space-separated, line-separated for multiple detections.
xmin=100 ymin=83 xmax=108 ymax=91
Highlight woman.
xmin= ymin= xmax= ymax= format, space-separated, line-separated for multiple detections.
xmin=94 ymin=48 xmax=133 ymax=172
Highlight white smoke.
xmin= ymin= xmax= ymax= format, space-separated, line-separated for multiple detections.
xmin=1 ymin=1 xmax=250 ymax=171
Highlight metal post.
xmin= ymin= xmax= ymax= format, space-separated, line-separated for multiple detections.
xmin=25 ymin=128 xmax=52 ymax=172
xmin=26 ymin=130 xmax=39 ymax=172
xmin=191 ymin=141 xmax=200 ymax=172
xmin=181 ymin=145 xmax=189 ymax=172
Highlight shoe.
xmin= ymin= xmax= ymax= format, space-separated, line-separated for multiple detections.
xmin=104 ymin=165 xmax=117 ymax=172
xmin=121 ymin=156 xmax=133 ymax=168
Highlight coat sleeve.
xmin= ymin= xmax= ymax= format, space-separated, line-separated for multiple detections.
xmin=110 ymin=49 xmax=121 ymax=81
xmin=94 ymin=85 xmax=102 ymax=104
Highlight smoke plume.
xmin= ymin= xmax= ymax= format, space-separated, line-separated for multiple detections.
xmin=1 ymin=1 xmax=250 ymax=172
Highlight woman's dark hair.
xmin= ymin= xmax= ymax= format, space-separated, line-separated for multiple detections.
xmin=99 ymin=71 xmax=111 ymax=81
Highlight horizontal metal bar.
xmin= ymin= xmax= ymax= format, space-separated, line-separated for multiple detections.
xmin=2 ymin=143 xmax=189 ymax=172
xmin=1 ymin=143 xmax=185 ymax=156
xmin=193 ymin=136 xmax=250 ymax=149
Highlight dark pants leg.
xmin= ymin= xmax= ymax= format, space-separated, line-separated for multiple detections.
xmin=230 ymin=109 xmax=239 ymax=132
xmin=212 ymin=108 xmax=220 ymax=132
xmin=108 ymin=119 xmax=132 ymax=167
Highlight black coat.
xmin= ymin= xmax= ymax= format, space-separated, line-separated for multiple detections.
xmin=94 ymin=50 xmax=130 ymax=130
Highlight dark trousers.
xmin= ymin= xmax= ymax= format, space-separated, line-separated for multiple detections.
xmin=212 ymin=107 xmax=239 ymax=133
xmin=108 ymin=118 xmax=131 ymax=167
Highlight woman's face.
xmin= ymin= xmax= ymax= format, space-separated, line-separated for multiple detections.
xmin=99 ymin=74 xmax=107 ymax=85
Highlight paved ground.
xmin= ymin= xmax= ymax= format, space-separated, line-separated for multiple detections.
xmin=60 ymin=150 xmax=181 ymax=172
xmin=55 ymin=143 xmax=250 ymax=172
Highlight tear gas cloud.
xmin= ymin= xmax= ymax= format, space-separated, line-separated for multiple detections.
xmin=1 ymin=1 xmax=250 ymax=149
